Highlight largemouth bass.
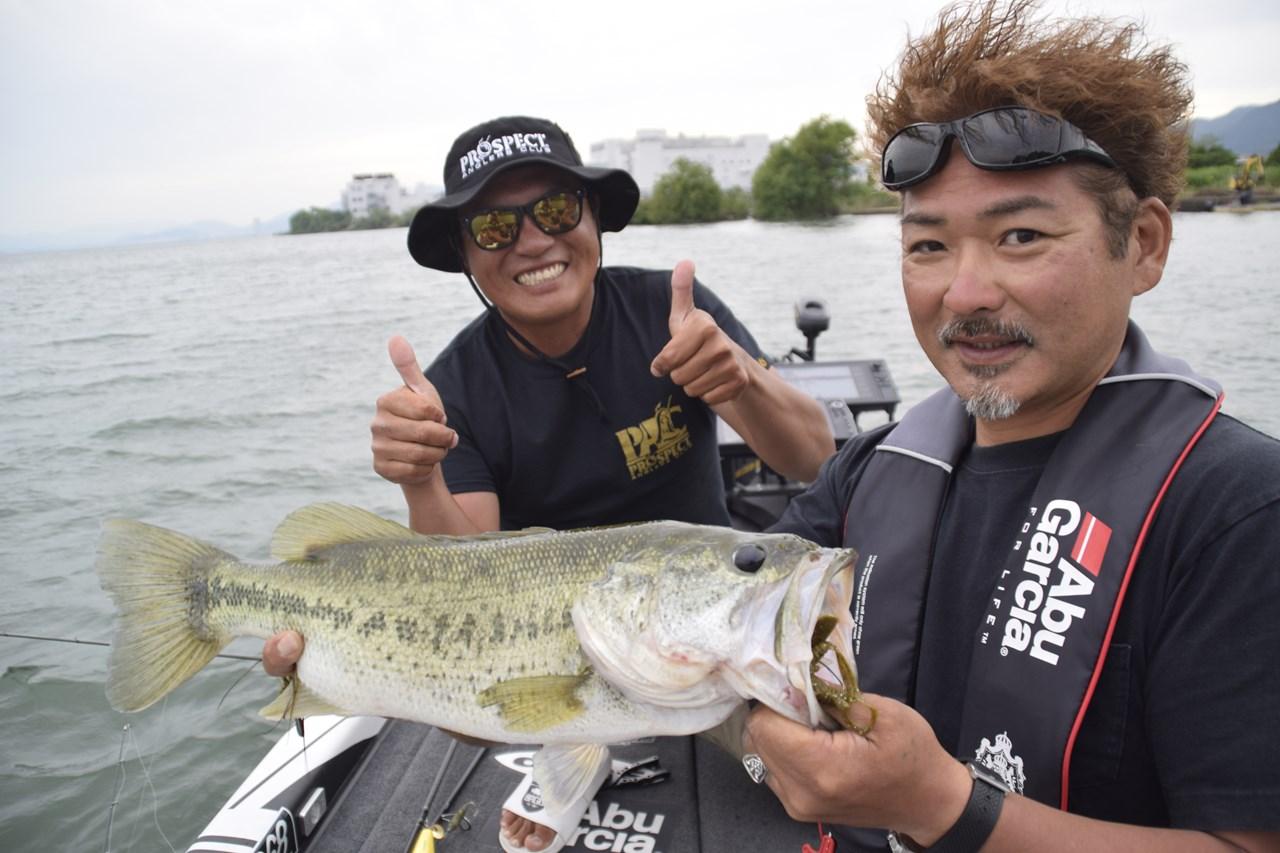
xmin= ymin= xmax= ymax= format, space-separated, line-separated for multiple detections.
xmin=97 ymin=503 xmax=857 ymax=811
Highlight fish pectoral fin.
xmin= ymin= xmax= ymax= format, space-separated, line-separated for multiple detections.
xmin=270 ymin=503 xmax=417 ymax=561
xmin=476 ymin=671 xmax=590 ymax=733
xmin=532 ymin=743 xmax=611 ymax=815
xmin=258 ymin=677 xmax=348 ymax=720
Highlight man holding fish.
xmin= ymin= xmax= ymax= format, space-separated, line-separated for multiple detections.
xmin=743 ymin=2 xmax=1280 ymax=851
xmin=261 ymin=114 xmax=836 ymax=851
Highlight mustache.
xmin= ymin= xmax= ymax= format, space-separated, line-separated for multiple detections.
xmin=938 ymin=318 xmax=1035 ymax=347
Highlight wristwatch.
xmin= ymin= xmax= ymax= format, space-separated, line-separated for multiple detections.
xmin=887 ymin=760 xmax=1009 ymax=853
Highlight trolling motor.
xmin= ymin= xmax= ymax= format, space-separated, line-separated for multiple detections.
xmin=789 ymin=298 xmax=831 ymax=362
xmin=721 ymin=294 xmax=901 ymax=530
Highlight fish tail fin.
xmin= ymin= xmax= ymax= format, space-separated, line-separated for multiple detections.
xmin=96 ymin=518 xmax=234 ymax=712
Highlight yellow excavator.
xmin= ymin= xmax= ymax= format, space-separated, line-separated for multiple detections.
xmin=1230 ymin=154 xmax=1265 ymax=204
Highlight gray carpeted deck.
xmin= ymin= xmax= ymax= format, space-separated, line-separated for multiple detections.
xmin=305 ymin=719 xmax=834 ymax=852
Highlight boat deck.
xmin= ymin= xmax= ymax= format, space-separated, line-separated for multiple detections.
xmin=306 ymin=720 xmax=835 ymax=853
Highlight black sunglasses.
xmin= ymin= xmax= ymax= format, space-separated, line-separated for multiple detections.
xmin=881 ymin=106 xmax=1119 ymax=191
xmin=461 ymin=188 xmax=586 ymax=251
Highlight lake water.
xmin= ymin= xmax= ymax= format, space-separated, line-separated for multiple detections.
xmin=2 ymin=211 xmax=1277 ymax=851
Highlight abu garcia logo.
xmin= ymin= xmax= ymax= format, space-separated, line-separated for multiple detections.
xmin=1000 ymin=499 xmax=1112 ymax=666
xmin=496 ymin=750 xmax=668 ymax=853
xmin=565 ymin=800 xmax=667 ymax=852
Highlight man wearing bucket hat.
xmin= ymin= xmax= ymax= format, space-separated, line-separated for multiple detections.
xmin=376 ymin=114 xmax=834 ymax=536
xmin=263 ymin=115 xmax=836 ymax=853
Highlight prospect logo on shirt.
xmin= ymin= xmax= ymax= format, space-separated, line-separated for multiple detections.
xmin=615 ymin=398 xmax=692 ymax=479
xmin=988 ymin=499 xmax=1113 ymax=666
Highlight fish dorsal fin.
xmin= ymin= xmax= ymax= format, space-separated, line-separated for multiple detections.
xmin=467 ymin=527 xmax=556 ymax=540
xmin=477 ymin=670 xmax=590 ymax=733
xmin=270 ymin=503 xmax=416 ymax=561
xmin=271 ymin=505 xmax=555 ymax=561
xmin=258 ymin=677 xmax=349 ymax=719
xmin=532 ymin=743 xmax=611 ymax=814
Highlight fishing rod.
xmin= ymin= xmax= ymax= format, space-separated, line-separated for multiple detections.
xmin=404 ymin=739 xmax=486 ymax=853
xmin=0 ymin=630 xmax=259 ymax=662
xmin=7 ymin=628 xmax=301 ymax=736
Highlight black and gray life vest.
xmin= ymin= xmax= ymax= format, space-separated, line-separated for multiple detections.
xmin=844 ymin=322 xmax=1222 ymax=808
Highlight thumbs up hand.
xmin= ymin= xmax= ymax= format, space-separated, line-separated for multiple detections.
xmin=649 ymin=260 xmax=754 ymax=406
xmin=370 ymin=335 xmax=458 ymax=485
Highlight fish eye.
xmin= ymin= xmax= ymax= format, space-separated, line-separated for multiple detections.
xmin=733 ymin=543 xmax=767 ymax=573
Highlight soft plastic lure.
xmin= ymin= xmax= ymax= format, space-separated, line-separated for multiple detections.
xmin=810 ymin=615 xmax=877 ymax=736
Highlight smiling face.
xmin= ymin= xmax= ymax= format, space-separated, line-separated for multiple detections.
xmin=899 ymin=154 xmax=1166 ymax=445
xmin=459 ymin=165 xmax=601 ymax=357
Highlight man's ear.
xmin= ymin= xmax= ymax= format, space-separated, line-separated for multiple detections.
xmin=1130 ymin=197 xmax=1173 ymax=296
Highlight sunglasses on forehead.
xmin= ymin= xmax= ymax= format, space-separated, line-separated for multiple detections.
xmin=880 ymin=106 xmax=1119 ymax=191
xmin=461 ymin=188 xmax=585 ymax=251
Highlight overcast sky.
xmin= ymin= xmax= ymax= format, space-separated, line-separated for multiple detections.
xmin=3 ymin=0 xmax=1278 ymax=237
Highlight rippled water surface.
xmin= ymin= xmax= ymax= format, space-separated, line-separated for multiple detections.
xmin=2 ymin=212 xmax=1277 ymax=850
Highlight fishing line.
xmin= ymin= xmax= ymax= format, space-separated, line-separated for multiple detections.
xmin=9 ymin=628 xmax=285 ymax=850
xmin=0 ymin=630 xmax=259 ymax=661
xmin=6 ymin=628 xmax=269 ymax=846
xmin=215 ymin=660 xmax=266 ymax=711
xmin=104 ymin=724 xmax=129 ymax=853
xmin=126 ymin=712 xmax=178 ymax=853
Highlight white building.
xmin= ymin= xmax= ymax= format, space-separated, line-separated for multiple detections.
xmin=589 ymin=129 xmax=771 ymax=195
xmin=341 ymin=173 xmax=435 ymax=219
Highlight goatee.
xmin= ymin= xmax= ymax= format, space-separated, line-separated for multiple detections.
xmin=963 ymin=383 xmax=1021 ymax=420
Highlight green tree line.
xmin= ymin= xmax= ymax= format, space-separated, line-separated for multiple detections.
xmin=631 ymin=159 xmax=751 ymax=224
xmin=288 ymin=205 xmax=416 ymax=235
xmin=291 ymin=122 xmax=1280 ymax=235
xmin=289 ymin=115 xmax=896 ymax=235
xmin=1183 ymin=138 xmax=1280 ymax=193
xmin=627 ymin=116 xmax=899 ymax=225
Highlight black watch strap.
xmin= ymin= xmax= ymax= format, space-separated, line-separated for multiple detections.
xmin=928 ymin=762 xmax=1006 ymax=853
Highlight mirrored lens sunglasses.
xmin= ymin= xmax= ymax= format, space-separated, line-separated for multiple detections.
xmin=880 ymin=106 xmax=1119 ymax=191
xmin=462 ymin=188 xmax=586 ymax=250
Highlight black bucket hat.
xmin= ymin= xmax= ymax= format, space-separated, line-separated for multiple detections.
xmin=406 ymin=116 xmax=640 ymax=272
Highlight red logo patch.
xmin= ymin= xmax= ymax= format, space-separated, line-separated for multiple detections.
xmin=1071 ymin=512 xmax=1111 ymax=576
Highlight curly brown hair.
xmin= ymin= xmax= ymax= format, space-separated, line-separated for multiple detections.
xmin=866 ymin=0 xmax=1193 ymax=215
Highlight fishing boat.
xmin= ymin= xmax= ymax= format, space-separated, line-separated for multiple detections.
xmin=185 ymin=300 xmax=900 ymax=853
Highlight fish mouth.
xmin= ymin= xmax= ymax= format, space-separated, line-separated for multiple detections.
xmin=724 ymin=546 xmax=857 ymax=729
xmin=779 ymin=547 xmax=857 ymax=728
xmin=570 ymin=537 xmax=858 ymax=731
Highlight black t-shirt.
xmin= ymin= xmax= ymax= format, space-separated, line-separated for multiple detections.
xmin=773 ymin=413 xmax=1280 ymax=834
xmin=426 ymin=266 xmax=764 ymax=531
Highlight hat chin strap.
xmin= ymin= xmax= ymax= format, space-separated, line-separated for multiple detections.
xmin=457 ymin=231 xmax=610 ymax=421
